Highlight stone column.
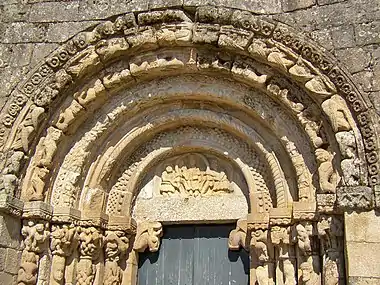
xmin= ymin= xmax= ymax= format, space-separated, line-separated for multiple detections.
xmin=76 ymin=227 xmax=103 ymax=285
xmin=49 ymin=224 xmax=78 ymax=285
xmin=271 ymin=226 xmax=296 ymax=285
xmin=293 ymin=202 xmax=321 ymax=285
xmin=317 ymin=215 xmax=344 ymax=285
xmin=18 ymin=201 xmax=52 ymax=285
xmin=104 ymin=230 xmax=129 ymax=285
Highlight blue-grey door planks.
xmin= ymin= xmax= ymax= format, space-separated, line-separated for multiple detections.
xmin=138 ymin=224 xmax=249 ymax=285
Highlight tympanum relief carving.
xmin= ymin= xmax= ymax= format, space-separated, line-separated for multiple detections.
xmin=159 ymin=153 xmax=234 ymax=197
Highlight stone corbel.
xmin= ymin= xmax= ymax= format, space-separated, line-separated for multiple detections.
xmin=336 ymin=186 xmax=374 ymax=211
xmin=228 ymin=219 xmax=248 ymax=250
xmin=133 ymin=221 xmax=163 ymax=253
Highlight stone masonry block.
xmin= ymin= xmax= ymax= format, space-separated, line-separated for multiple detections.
xmin=0 ymin=214 xmax=21 ymax=250
xmin=184 ymin=0 xmax=282 ymax=14
xmin=4 ymin=248 xmax=21 ymax=275
xmin=331 ymin=24 xmax=355 ymax=48
xmin=29 ymin=1 xmax=81 ymax=23
xmin=356 ymin=21 xmax=380 ymax=46
xmin=345 ymin=210 xmax=380 ymax=243
xmin=335 ymin=47 xmax=370 ymax=73
xmin=282 ymin=0 xmax=316 ymax=12
xmin=346 ymin=242 xmax=380 ymax=278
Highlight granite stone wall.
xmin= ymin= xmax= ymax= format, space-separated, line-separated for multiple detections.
xmin=0 ymin=0 xmax=379 ymax=284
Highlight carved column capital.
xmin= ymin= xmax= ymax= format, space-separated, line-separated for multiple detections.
xmin=133 ymin=221 xmax=163 ymax=253
xmin=50 ymin=224 xmax=78 ymax=257
xmin=18 ymin=219 xmax=50 ymax=285
xmin=104 ymin=230 xmax=129 ymax=262
xmin=77 ymin=226 xmax=103 ymax=260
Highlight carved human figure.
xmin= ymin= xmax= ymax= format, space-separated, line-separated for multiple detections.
xmin=134 ymin=222 xmax=163 ymax=253
xmin=104 ymin=230 xmax=129 ymax=285
xmin=17 ymin=252 xmax=38 ymax=285
xmin=315 ymin=149 xmax=339 ymax=194
xmin=160 ymin=166 xmax=179 ymax=196
xmin=50 ymin=224 xmax=78 ymax=285
xmin=77 ymin=227 xmax=103 ymax=285
xmin=12 ymin=105 xmax=45 ymax=152
xmin=29 ymin=167 xmax=49 ymax=201
xmin=18 ymin=220 xmax=49 ymax=285
xmin=35 ymin=127 xmax=63 ymax=168
xmin=271 ymin=226 xmax=296 ymax=285
xmin=296 ymin=223 xmax=312 ymax=256
xmin=250 ymin=230 xmax=274 ymax=285
xmin=300 ymin=262 xmax=321 ymax=285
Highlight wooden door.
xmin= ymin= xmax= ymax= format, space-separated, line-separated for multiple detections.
xmin=138 ymin=224 xmax=249 ymax=285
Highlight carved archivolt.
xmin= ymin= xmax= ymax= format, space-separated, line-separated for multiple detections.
xmin=0 ymin=5 xmax=375 ymax=285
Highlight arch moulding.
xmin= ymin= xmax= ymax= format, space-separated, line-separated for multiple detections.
xmin=0 ymin=5 xmax=378 ymax=285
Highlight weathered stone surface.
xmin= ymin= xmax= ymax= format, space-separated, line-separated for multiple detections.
xmin=356 ymin=21 xmax=380 ymax=46
xmin=331 ymin=24 xmax=355 ymax=48
xmin=46 ymin=21 xmax=101 ymax=43
xmin=335 ymin=47 xmax=370 ymax=73
xmin=345 ymin=210 xmax=380 ymax=243
xmin=4 ymin=248 xmax=20 ymax=275
xmin=317 ymin=0 xmax=346 ymax=5
xmin=0 ymin=214 xmax=21 ymax=250
xmin=29 ymin=1 xmax=81 ymax=23
xmin=311 ymin=29 xmax=334 ymax=50
xmin=282 ymin=0 xmax=316 ymax=12
xmin=346 ymin=242 xmax=380 ymax=278
xmin=184 ymin=0 xmax=282 ymax=14
xmin=2 ymin=22 xmax=48 ymax=43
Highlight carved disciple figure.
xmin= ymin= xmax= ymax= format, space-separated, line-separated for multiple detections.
xmin=300 ymin=262 xmax=321 ymax=285
xmin=315 ymin=149 xmax=339 ymax=194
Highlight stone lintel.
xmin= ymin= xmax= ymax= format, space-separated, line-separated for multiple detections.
xmin=80 ymin=211 xmax=109 ymax=228
xmin=107 ymin=215 xmax=137 ymax=234
xmin=247 ymin=212 xmax=269 ymax=230
xmin=337 ymin=186 xmax=374 ymax=210
xmin=317 ymin=193 xmax=337 ymax=213
xmin=292 ymin=201 xmax=316 ymax=220
xmin=52 ymin=207 xmax=81 ymax=224
xmin=22 ymin=201 xmax=53 ymax=220
xmin=0 ymin=193 xmax=23 ymax=217
xmin=269 ymin=207 xmax=292 ymax=225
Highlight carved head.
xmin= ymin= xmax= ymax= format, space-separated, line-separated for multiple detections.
xmin=300 ymin=262 xmax=313 ymax=282
xmin=315 ymin=148 xmax=332 ymax=163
